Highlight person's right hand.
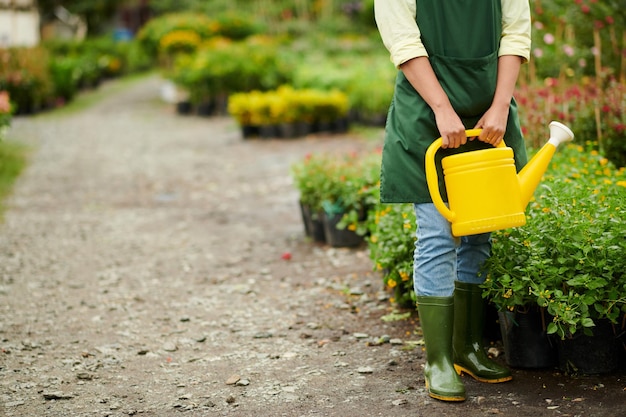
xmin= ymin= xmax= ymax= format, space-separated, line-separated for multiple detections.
xmin=434 ymin=107 xmax=466 ymax=149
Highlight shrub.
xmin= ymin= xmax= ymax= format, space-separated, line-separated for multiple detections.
xmin=366 ymin=203 xmax=416 ymax=307
xmin=0 ymin=47 xmax=53 ymax=114
xmin=481 ymin=144 xmax=626 ymax=339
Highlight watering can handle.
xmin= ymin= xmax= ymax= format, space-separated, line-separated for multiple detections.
xmin=425 ymin=129 xmax=504 ymax=222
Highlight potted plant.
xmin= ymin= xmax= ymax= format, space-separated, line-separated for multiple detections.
xmin=366 ymin=203 xmax=417 ymax=307
xmin=481 ymin=144 xmax=626 ymax=372
xmin=291 ymin=150 xmax=380 ymax=247
xmin=291 ymin=153 xmax=332 ymax=242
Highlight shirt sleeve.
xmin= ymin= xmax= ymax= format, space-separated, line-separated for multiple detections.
xmin=500 ymin=0 xmax=532 ymax=62
xmin=374 ymin=0 xmax=428 ymax=68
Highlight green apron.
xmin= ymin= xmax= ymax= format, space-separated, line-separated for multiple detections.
xmin=380 ymin=0 xmax=528 ymax=203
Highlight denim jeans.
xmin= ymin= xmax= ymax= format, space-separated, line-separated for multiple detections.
xmin=413 ymin=203 xmax=491 ymax=297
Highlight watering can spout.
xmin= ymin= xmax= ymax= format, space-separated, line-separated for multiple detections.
xmin=518 ymin=121 xmax=575 ymax=207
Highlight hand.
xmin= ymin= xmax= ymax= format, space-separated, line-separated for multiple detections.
xmin=434 ymin=108 xmax=466 ymax=149
xmin=473 ymin=104 xmax=509 ymax=146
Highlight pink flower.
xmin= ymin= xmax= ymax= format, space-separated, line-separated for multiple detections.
xmin=605 ymin=16 xmax=614 ymax=25
xmin=533 ymin=48 xmax=544 ymax=58
xmin=543 ymin=33 xmax=555 ymax=45
xmin=581 ymin=4 xmax=591 ymax=13
xmin=563 ymin=45 xmax=575 ymax=57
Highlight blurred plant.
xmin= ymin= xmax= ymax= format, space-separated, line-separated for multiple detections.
xmin=159 ymin=30 xmax=202 ymax=56
xmin=0 ymin=47 xmax=53 ymax=114
xmin=228 ymin=86 xmax=350 ymax=127
xmin=0 ymin=91 xmax=12 ymax=139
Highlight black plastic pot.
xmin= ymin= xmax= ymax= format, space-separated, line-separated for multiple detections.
xmin=176 ymin=101 xmax=192 ymax=115
xmin=322 ymin=212 xmax=363 ymax=248
xmin=499 ymin=307 xmax=558 ymax=369
xmin=299 ymin=202 xmax=326 ymax=243
xmin=557 ymin=319 xmax=624 ymax=375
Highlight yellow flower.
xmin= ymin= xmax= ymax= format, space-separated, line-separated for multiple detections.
xmin=370 ymin=235 xmax=378 ymax=243
xmin=348 ymin=224 xmax=357 ymax=231
xmin=542 ymin=207 xmax=551 ymax=213
xmin=399 ymin=271 xmax=410 ymax=281
xmin=403 ymin=223 xmax=412 ymax=230
xmin=617 ymin=181 xmax=626 ymax=188
xmin=388 ymin=279 xmax=397 ymax=288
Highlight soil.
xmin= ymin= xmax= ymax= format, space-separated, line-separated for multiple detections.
xmin=1 ymin=75 xmax=624 ymax=417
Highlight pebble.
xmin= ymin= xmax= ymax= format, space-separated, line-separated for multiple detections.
xmin=162 ymin=342 xmax=178 ymax=352
xmin=43 ymin=391 xmax=74 ymax=400
xmin=235 ymin=379 xmax=250 ymax=386
xmin=225 ymin=375 xmax=240 ymax=385
xmin=357 ymin=366 xmax=374 ymax=374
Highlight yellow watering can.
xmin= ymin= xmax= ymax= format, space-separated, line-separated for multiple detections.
xmin=425 ymin=121 xmax=574 ymax=237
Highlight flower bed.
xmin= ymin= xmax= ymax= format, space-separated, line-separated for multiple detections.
xmin=229 ymin=86 xmax=349 ymax=139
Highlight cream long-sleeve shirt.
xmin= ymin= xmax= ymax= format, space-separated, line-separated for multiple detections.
xmin=374 ymin=0 xmax=532 ymax=68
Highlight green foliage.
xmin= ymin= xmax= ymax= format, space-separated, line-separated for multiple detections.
xmin=136 ymin=13 xmax=219 ymax=60
xmin=366 ymin=203 xmax=416 ymax=308
xmin=291 ymin=150 xmax=379 ymax=217
xmin=481 ymin=144 xmax=626 ymax=339
xmin=0 ymin=47 xmax=53 ymax=114
xmin=170 ymin=36 xmax=288 ymax=105
xmin=0 ymin=91 xmax=12 ymax=137
xmin=0 ymin=139 xmax=28 ymax=215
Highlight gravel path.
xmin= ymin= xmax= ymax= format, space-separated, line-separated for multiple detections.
xmin=1 ymin=75 xmax=624 ymax=417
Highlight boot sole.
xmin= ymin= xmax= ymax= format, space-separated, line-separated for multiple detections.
xmin=454 ymin=364 xmax=513 ymax=384
xmin=425 ymin=379 xmax=466 ymax=402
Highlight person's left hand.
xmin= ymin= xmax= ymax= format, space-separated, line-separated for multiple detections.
xmin=472 ymin=105 xmax=509 ymax=146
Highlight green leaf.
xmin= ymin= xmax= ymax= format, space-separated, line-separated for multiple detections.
xmin=581 ymin=318 xmax=595 ymax=328
xmin=547 ymin=322 xmax=558 ymax=334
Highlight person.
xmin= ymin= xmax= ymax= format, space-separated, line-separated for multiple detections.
xmin=374 ymin=0 xmax=531 ymax=402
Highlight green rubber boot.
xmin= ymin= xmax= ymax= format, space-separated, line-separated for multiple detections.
xmin=417 ymin=296 xmax=466 ymax=402
xmin=453 ymin=281 xmax=512 ymax=383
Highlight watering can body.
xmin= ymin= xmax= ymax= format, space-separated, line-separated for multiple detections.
xmin=425 ymin=122 xmax=574 ymax=237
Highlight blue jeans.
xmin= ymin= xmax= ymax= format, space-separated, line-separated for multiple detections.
xmin=413 ymin=203 xmax=491 ymax=297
